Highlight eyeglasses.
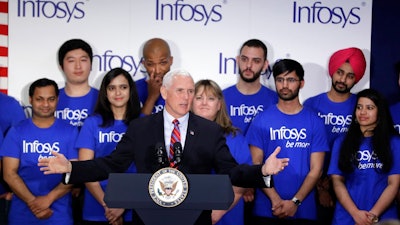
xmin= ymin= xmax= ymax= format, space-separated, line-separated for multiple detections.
xmin=275 ymin=77 xmax=300 ymax=83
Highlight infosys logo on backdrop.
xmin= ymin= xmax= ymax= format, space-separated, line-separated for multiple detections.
xmin=93 ymin=50 xmax=144 ymax=76
xmin=292 ymin=1 xmax=363 ymax=28
xmin=155 ymin=0 xmax=223 ymax=26
xmin=17 ymin=0 xmax=85 ymax=23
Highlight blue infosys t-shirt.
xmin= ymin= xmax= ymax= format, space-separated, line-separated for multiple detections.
xmin=0 ymin=119 xmax=78 ymax=225
xmin=246 ymin=105 xmax=329 ymax=220
xmin=216 ymin=132 xmax=252 ymax=225
xmin=75 ymin=115 xmax=136 ymax=222
xmin=55 ymin=87 xmax=99 ymax=127
xmin=223 ymin=85 xmax=277 ymax=135
xmin=303 ymin=93 xmax=357 ymax=147
xmin=328 ymin=135 xmax=400 ymax=225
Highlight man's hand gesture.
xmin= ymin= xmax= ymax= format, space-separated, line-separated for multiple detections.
xmin=262 ymin=146 xmax=289 ymax=176
xmin=38 ymin=151 xmax=71 ymax=174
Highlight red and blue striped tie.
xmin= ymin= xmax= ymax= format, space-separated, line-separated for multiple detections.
xmin=169 ymin=119 xmax=180 ymax=168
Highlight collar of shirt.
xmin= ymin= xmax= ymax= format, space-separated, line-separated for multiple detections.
xmin=163 ymin=110 xmax=189 ymax=151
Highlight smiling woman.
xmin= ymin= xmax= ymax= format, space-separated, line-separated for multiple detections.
xmin=76 ymin=67 xmax=141 ymax=225
xmin=192 ymin=79 xmax=252 ymax=225
xmin=328 ymin=89 xmax=400 ymax=225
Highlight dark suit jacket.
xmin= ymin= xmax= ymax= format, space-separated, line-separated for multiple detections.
xmin=69 ymin=112 xmax=267 ymax=224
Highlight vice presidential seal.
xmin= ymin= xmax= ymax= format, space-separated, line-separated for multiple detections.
xmin=148 ymin=167 xmax=189 ymax=207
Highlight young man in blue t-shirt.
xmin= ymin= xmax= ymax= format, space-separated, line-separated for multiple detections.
xmin=55 ymin=39 xmax=99 ymax=224
xmin=223 ymin=39 xmax=278 ymax=224
xmin=0 ymin=78 xmax=78 ymax=225
xmin=55 ymin=39 xmax=99 ymax=128
xmin=303 ymin=47 xmax=367 ymax=224
xmin=247 ymin=59 xmax=328 ymax=225
xmin=223 ymin=39 xmax=278 ymax=135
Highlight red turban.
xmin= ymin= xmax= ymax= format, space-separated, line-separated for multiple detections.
xmin=328 ymin=47 xmax=366 ymax=83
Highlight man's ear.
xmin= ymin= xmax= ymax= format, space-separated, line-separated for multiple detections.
xmin=160 ymin=86 xmax=167 ymax=100
xmin=300 ymin=80 xmax=305 ymax=89
xmin=262 ymin=59 xmax=269 ymax=73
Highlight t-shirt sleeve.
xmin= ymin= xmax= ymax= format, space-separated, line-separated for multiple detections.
xmin=328 ymin=136 xmax=343 ymax=176
xmin=389 ymin=136 xmax=400 ymax=175
xmin=246 ymin=114 xmax=266 ymax=150
xmin=311 ymin=115 xmax=330 ymax=153
xmin=66 ymin=126 xmax=80 ymax=160
xmin=75 ymin=116 xmax=96 ymax=150
xmin=0 ymin=127 xmax=21 ymax=159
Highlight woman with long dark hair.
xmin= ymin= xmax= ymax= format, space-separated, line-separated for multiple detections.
xmin=328 ymin=88 xmax=400 ymax=225
xmin=76 ymin=68 xmax=141 ymax=225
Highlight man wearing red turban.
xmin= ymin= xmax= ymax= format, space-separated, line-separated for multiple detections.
xmin=303 ymin=47 xmax=367 ymax=225
xmin=328 ymin=47 xmax=367 ymax=84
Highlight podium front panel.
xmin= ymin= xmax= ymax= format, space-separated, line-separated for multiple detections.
xmin=104 ymin=173 xmax=234 ymax=210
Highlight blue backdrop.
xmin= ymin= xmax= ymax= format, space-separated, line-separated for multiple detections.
xmin=371 ymin=1 xmax=400 ymax=104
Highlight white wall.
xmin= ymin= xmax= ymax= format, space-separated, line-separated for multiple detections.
xmin=8 ymin=0 xmax=372 ymax=105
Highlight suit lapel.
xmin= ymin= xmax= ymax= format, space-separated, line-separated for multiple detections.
xmin=185 ymin=112 xmax=197 ymax=152
xmin=153 ymin=112 xmax=165 ymax=144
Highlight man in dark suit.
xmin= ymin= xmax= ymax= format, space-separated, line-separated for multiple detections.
xmin=38 ymin=69 xmax=289 ymax=225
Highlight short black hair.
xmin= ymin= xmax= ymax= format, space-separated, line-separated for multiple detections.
xmin=272 ymin=59 xmax=304 ymax=81
xmin=239 ymin=39 xmax=268 ymax=60
xmin=29 ymin=78 xmax=59 ymax=97
xmin=58 ymin=39 xmax=93 ymax=68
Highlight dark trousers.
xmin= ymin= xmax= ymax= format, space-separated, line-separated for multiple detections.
xmin=0 ymin=199 xmax=8 ymax=225
xmin=316 ymin=204 xmax=334 ymax=225
xmin=72 ymin=186 xmax=85 ymax=225
xmin=244 ymin=201 xmax=255 ymax=225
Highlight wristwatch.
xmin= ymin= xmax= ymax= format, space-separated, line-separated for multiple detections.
xmin=292 ymin=197 xmax=302 ymax=206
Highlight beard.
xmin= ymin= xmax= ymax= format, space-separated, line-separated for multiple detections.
xmin=277 ymin=88 xmax=300 ymax=101
xmin=332 ymin=81 xmax=354 ymax=94
xmin=239 ymin=68 xmax=262 ymax=83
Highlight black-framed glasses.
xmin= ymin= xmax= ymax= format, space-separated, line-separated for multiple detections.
xmin=275 ymin=77 xmax=300 ymax=83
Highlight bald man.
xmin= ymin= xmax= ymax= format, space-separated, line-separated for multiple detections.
xmin=303 ymin=47 xmax=367 ymax=225
xmin=136 ymin=38 xmax=174 ymax=115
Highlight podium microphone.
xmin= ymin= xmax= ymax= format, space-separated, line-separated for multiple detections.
xmin=155 ymin=142 xmax=167 ymax=166
xmin=173 ymin=142 xmax=183 ymax=165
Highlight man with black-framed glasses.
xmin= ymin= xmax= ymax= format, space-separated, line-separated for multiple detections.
xmin=247 ymin=59 xmax=328 ymax=225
